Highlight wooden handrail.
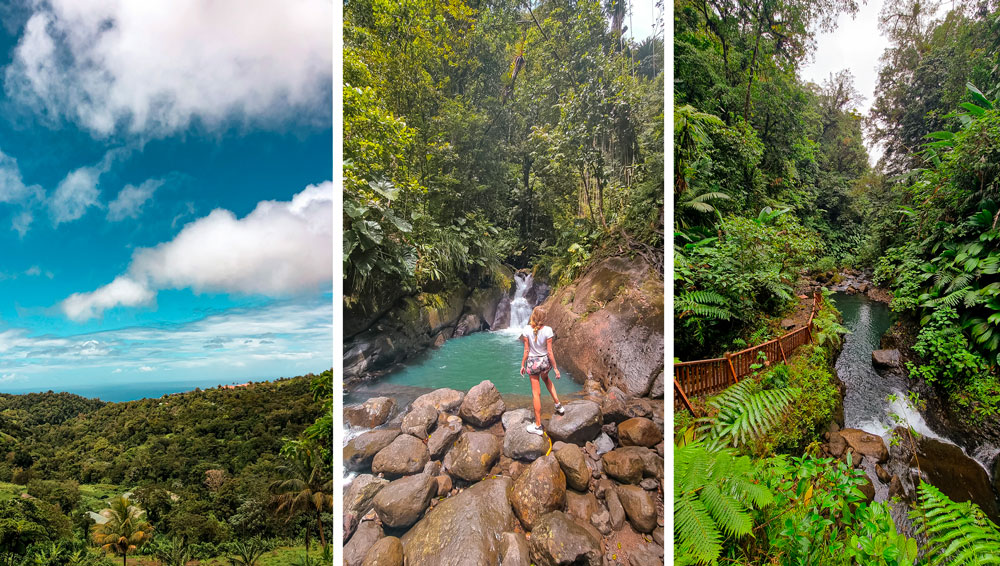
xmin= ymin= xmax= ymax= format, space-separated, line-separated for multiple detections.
xmin=674 ymin=292 xmax=824 ymax=414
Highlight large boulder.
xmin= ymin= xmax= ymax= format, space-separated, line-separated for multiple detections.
xmin=343 ymin=285 xmax=470 ymax=382
xmin=508 ymin=455 xmax=567 ymax=531
xmin=464 ymin=286 xmax=506 ymax=331
xmin=428 ymin=418 xmax=463 ymax=460
xmin=401 ymin=405 xmax=439 ymax=440
xmin=629 ymin=544 xmax=665 ymax=566
xmin=872 ymin=349 xmax=901 ymax=369
xmin=914 ymin=435 xmax=1000 ymax=521
xmin=504 ymin=422 xmax=550 ymax=461
xmin=547 ymin=401 xmax=603 ymax=446
xmin=616 ymin=485 xmax=657 ymax=533
xmin=542 ymin=257 xmax=664 ymax=397
xmin=499 ymin=532 xmax=531 ymax=566
xmin=528 ymin=511 xmax=602 ymax=566
xmin=345 ymin=397 xmax=397 ymax=428
xmin=371 ymin=434 xmax=429 ymax=477
xmin=838 ymin=429 xmax=889 ymax=464
xmin=373 ymin=473 xmax=438 ymax=528
xmin=459 ymin=380 xmax=506 ymax=428
xmin=994 ymin=456 xmax=1000 ymax=500
xmin=454 ymin=313 xmax=485 ymax=337
xmin=553 ymin=443 xmax=590 ymax=492
xmin=362 ymin=536 xmax=403 ymax=566
xmin=411 ymin=388 xmax=465 ymax=414
xmin=502 ymin=408 xmax=533 ymax=431
xmin=345 ymin=520 xmax=383 ymax=566
xmin=565 ymin=490 xmax=600 ymax=525
xmin=601 ymin=387 xmax=631 ymax=424
xmin=605 ymin=487 xmax=626 ymax=530
xmin=344 ymin=474 xmax=389 ymax=526
xmin=601 ymin=447 xmax=646 ymax=484
xmin=401 ymin=478 xmax=515 ymax=566
xmin=443 ymin=431 xmax=501 ymax=481
xmin=345 ymin=429 xmax=401 ymax=472
xmin=617 ymin=417 xmax=661 ymax=447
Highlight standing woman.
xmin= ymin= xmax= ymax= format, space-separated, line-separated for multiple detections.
xmin=519 ymin=306 xmax=565 ymax=435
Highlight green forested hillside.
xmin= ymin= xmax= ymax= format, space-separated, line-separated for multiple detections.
xmin=674 ymin=1 xmax=1000 ymax=564
xmin=0 ymin=372 xmax=332 ymax=565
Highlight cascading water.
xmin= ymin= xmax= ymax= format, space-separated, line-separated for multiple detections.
xmin=832 ymin=291 xmax=1000 ymax=522
xmin=508 ymin=272 xmax=534 ymax=331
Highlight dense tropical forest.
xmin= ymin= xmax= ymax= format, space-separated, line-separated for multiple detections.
xmin=674 ymin=0 xmax=1000 ymax=564
xmin=343 ymin=0 xmax=664 ymax=316
xmin=0 ymin=371 xmax=332 ymax=566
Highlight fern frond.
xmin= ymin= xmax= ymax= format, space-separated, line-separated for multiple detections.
xmin=675 ymin=492 xmax=723 ymax=564
xmin=910 ymin=482 xmax=1000 ymax=565
xmin=946 ymin=272 xmax=975 ymax=294
xmin=700 ymin=483 xmax=753 ymax=538
xmin=674 ymin=441 xmax=775 ymax=564
xmin=677 ymin=290 xmax=734 ymax=321
xmin=700 ymin=380 xmax=799 ymax=449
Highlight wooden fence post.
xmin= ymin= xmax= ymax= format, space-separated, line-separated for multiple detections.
xmin=674 ymin=378 xmax=696 ymax=416
xmin=725 ymin=353 xmax=739 ymax=384
xmin=778 ymin=336 xmax=788 ymax=363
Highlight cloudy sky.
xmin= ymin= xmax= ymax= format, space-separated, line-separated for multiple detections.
xmin=0 ymin=0 xmax=332 ymax=397
xmin=800 ymin=1 xmax=953 ymax=163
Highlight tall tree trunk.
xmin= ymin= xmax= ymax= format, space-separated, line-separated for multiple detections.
xmin=317 ymin=510 xmax=327 ymax=548
xmin=594 ymin=165 xmax=608 ymax=229
xmin=522 ymin=153 xmax=532 ymax=239
xmin=743 ymin=2 xmax=764 ymax=120
xmin=580 ymin=164 xmax=596 ymax=223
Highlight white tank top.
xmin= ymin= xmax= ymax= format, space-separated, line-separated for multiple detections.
xmin=521 ymin=325 xmax=554 ymax=357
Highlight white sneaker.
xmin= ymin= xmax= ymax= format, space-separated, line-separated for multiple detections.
xmin=526 ymin=423 xmax=544 ymax=436
xmin=554 ymin=403 xmax=565 ymax=415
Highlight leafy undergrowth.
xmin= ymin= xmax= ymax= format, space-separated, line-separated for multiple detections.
xmin=129 ymin=545 xmax=313 ymax=566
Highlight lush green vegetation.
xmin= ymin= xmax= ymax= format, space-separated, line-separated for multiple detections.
xmin=674 ymin=0 xmax=1000 ymax=563
xmin=343 ymin=0 xmax=665 ymax=321
xmin=674 ymin=0 xmax=1000 ymax=420
xmin=673 ymin=0 xmax=870 ymax=357
xmin=0 ymin=371 xmax=332 ymax=565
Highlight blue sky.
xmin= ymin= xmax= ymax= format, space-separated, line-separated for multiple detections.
xmin=0 ymin=0 xmax=332 ymax=396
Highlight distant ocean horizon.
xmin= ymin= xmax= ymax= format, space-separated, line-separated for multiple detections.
xmin=0 ymin=377 xmax=287 ymax=403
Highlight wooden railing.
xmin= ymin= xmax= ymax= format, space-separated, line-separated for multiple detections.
xmin=674 ymin=292 xmax=823 ymax=414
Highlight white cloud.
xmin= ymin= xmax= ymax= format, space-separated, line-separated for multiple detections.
xmin=5 ymin=0 xmax=333 ymax=138
xmin=61 ymin=276 xmax=155 ymax=321
xmin=139 ymin=366 xmax=153 ymax=372
xmin=0 ymin=149 xmax=44 ymax=235
xmin=0 ymin=149 xmax=43 ymax=204
xmin=49 ymin=165 xmax=102 ymax=225
xmin=25 ymin=266 xmax=40 ymax=276
xmin=107 ymin=178 xmax=163 ymax=221
xmin=61 ymin=182 xmax=332 ymax=320
xmin=0 ymin=299 xmax=331 ymax=387
xmin=11 ymin=210 xmax=33 ymax=237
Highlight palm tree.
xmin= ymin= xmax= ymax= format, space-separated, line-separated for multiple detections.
xmin=271 ymin=442 xmax=333 ymax=550
xmin=91 ymin=496 xmax=153 ymax=566
xmin=150 ymin=536 xmax=192 ymax=566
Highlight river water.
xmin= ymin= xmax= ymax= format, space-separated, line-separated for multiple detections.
xmin=343 ymin=328 xmax=585 ymax=482
xmin=832 ymin=292 xmax=999 ymax=521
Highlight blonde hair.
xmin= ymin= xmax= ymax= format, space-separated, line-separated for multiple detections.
xmin=529 ymin=307 xmax=545 ymax=339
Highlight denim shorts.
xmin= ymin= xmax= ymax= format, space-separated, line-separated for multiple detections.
xmin=526 ymin=356 xmax=551 ymax=375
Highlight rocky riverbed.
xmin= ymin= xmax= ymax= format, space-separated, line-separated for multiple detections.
xmin=343 ymin=379 xmax=665 ymax=566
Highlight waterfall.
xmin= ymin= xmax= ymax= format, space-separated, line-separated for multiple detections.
xmin=508 ymin=273 xmax=533 ymax=331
